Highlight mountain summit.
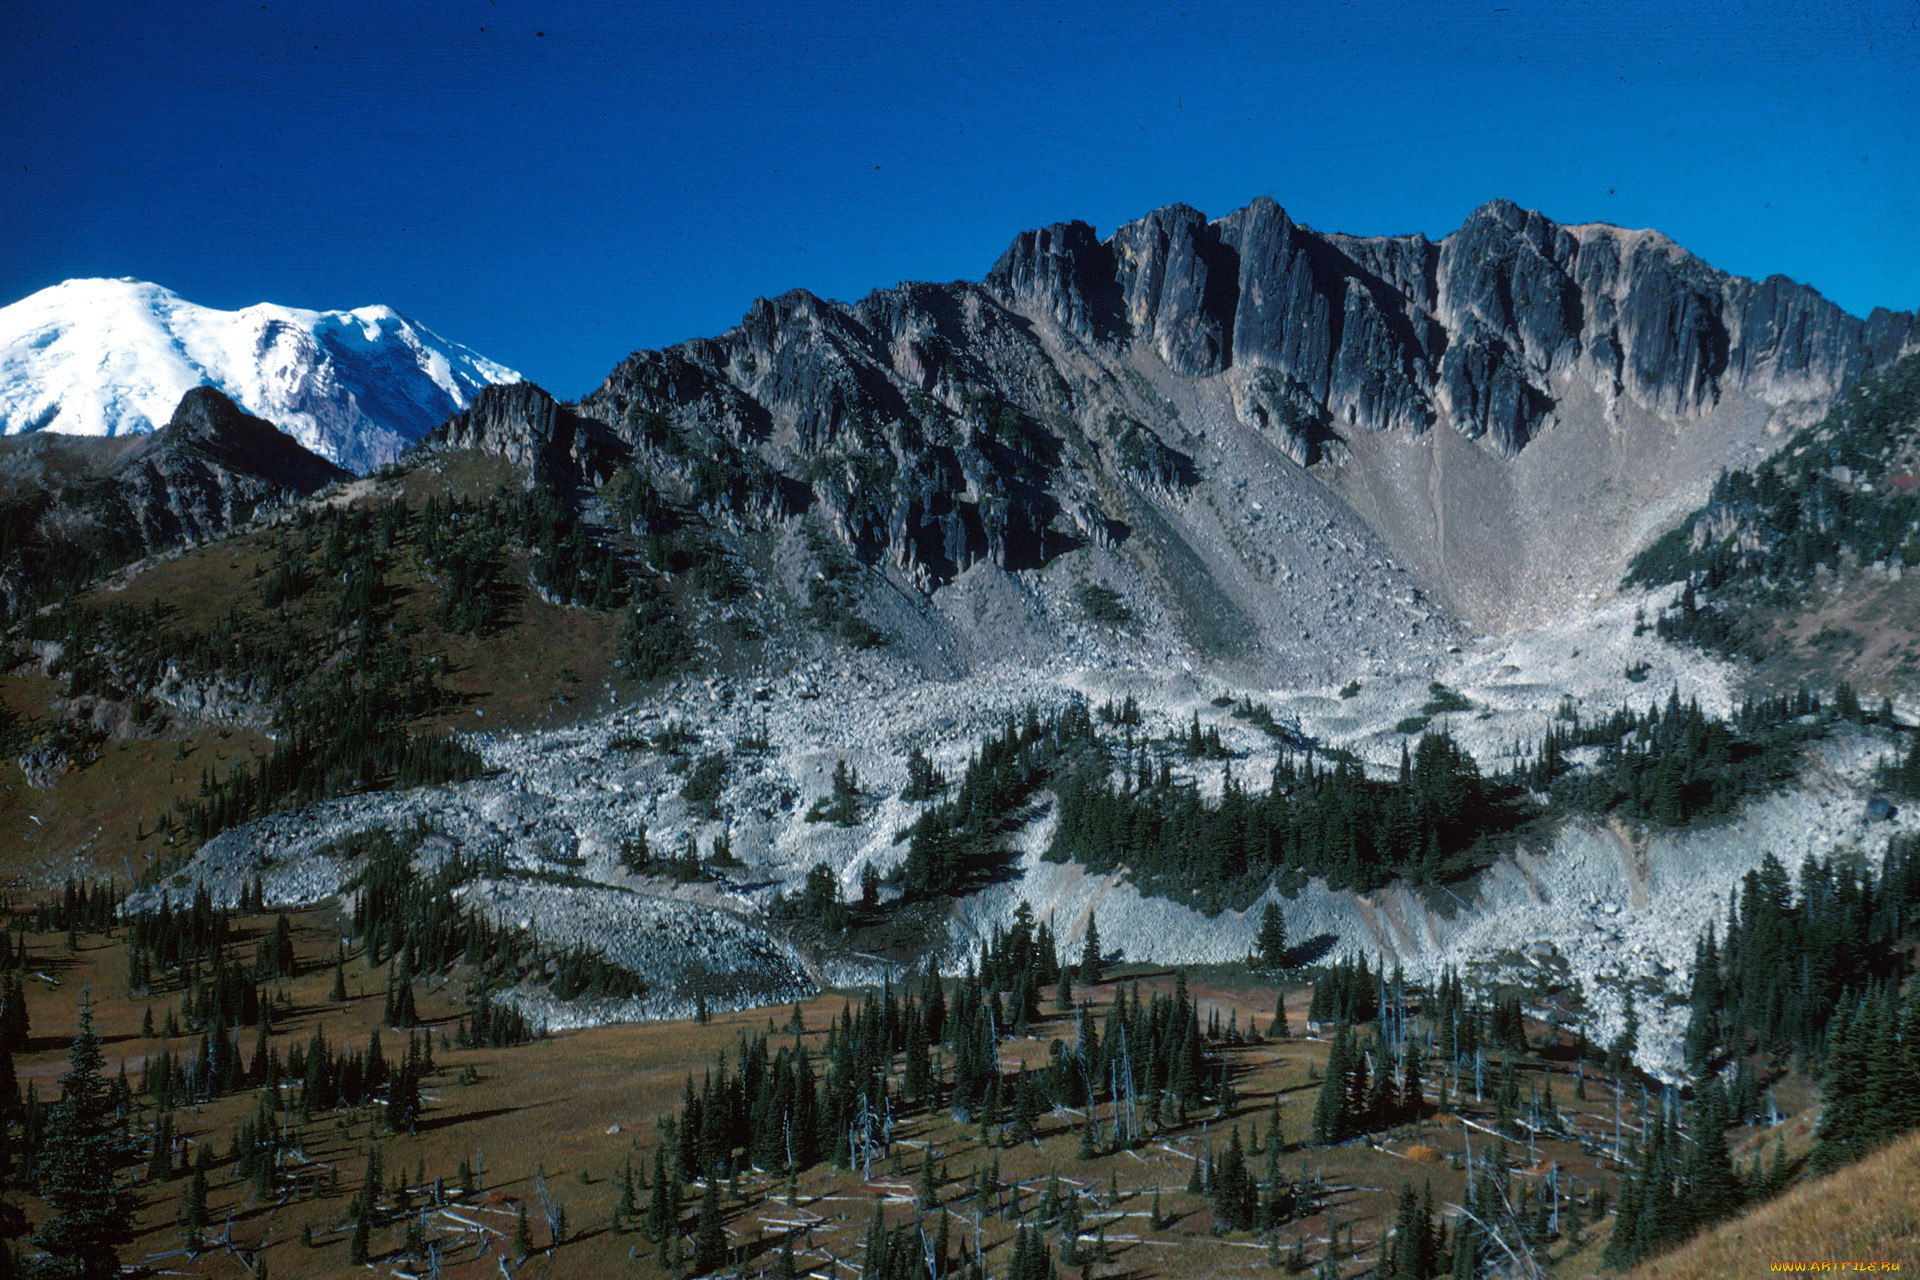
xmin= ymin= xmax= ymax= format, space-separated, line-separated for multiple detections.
xmin=0 ymin=277 xmax=520 ymax=471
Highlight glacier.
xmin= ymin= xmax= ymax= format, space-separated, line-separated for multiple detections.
xmin=0 ymin=277 xmax=520 ymax=472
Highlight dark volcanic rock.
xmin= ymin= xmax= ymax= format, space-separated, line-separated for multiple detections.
xmin=0 ymin=387 xmax=348 ymax=615
xmin=112 ymin=387 xmax=351 ymax=546
xmin=413 ymin=381 xmax=629 ymax=492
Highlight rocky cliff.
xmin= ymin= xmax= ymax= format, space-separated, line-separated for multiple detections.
xmin=524 ymin=197 xmax=1917 ymax=658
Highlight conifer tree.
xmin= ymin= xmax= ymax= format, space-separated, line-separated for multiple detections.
xmin=1311 ymin=1025 xmax=1354 ymax=1145
xmin=513 ymin=1201 xmax=533 ymax=1262
xmin=1078 ymin=919 xmax=1103 ymax=986
xmin=349 ymin=1194 xmax=372 ymax=1266
xmin=0 ymin=1097 xmax=27 ymax=1280
xmin=32 ymin=996 xmax=139 ymax=1280
xmin=179 ymin=1160 xmax=208 ymax=1247
xmin=1211 ymin=1126 xmax=1254 ymax=1231
xmin=693 ymin=1176 xmax=727 ymax=1273
xmin=1254 ymin=903 xmax=1288 ymax=971
xmin=145 ymin=1113 xmax=173 ymax=1183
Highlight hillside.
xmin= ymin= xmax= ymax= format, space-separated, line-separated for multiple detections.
xmin=1629 ymin=351 xmax=1920 ymax=701
xmin=1623 ymin=1128 xmax=1920 ymax=1280
xmin=4 ymin=195 xmax=1919 ymax=1079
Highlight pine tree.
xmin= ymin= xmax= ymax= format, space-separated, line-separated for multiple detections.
xmin=513 ymin=1201 xmax=533 ymax=1262
xmin=1254 ymin=903 xmax=1288 ymax=970
xmin=1311 ymin=1025 xmax=1353 ymax=1145
xmin=179 ymin=1160 xmax=208 ymax=1247
xmin=693 ymin=1177 xmax=727 ymax=1273
xmin=145 ymin=1113 xmax=174 ymax=1183
xmin=1211 ymin=1126 xmax=1254 ymax=1231
xmin=349 ymin=1193 xmax=372 ymax=1266
xmin=1681 ymin=1080 xmax=1744 ymax=1234
xmin=33 ymin=996 xmax=139 ymax=1280
xmin=1078 ymin=918 xmax=1103 ymax=986
xmin=0 ymin=1093 xmax=29 ymax=1278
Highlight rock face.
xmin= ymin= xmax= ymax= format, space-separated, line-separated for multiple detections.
xmin=105 ymin=386 xmax=351 ymax=545
xmin=411 ymin=382 xmax=629 ymax=493
xmin=0 ymin=387 xmax=348 ymax=616
xmin=534 ymin=197 xmax=1918 ymax=645
xmin=1002 ymin=197 xmax=1918 ymax=451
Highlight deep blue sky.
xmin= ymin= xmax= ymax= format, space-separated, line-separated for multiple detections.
xmin=4 ymin=0 xmax=1917 ymax=398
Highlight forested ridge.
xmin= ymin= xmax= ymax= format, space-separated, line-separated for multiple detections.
xmin=1629 ymin=351 xmax=1920 ymax=656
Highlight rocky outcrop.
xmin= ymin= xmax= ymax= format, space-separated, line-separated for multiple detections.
xmin=108 ymin=386 xmax=350 ymax=545
xmin=997 ymin=196 xmax=1918 ymax=454
xmin=411 ymin=381 xmax=629 ymax=492
xmin=0 ymin=387 xmax=348 ymax=616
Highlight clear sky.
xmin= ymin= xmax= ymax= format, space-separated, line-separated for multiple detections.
xmin=4 ymin=0 xmax=1916 ymax=398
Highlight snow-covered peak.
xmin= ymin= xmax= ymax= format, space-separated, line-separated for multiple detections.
xmin=0 ymin=277 xmax=521 ymax=472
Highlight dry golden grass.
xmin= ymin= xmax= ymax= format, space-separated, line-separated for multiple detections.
xmin=5 ymin=933 xmax=1488 ymax=1280
xmin=1624 ymin=1130 xmax=1920 ymax=1280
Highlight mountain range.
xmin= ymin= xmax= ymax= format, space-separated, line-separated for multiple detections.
xmin=6 ymin=195 xmax=1920 ymax=1275
xmin=5 ymin=193 xmax=1920 ymax=1057
xmin=0 ymin=277 xmax=520 ymax=472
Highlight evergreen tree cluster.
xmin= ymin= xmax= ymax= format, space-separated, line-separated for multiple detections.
xmin=1600 ymin=1079 xmax=1753 ymax=1271
xmin=769 ymin=861 xmax=853 ymax=932
xmin=1519 ymin=688 xmax=1855 ymax=828
xmin=1682 ymin=843 xmax=1920 ymax=1067
xmin=339 ymin=825 xmax=646 ymax=1004
xmin=901 ymin=705 xmax=1105 ymax=897
xmin=1809 ymin=983 xmax=1920 ymax=1175
xmin=648 ymin=956 xmax=1236 ymax=1198
xmin=1051 ymin=728 xmax=1517 ymax=909
xmin=26 ymin=880 xmax=124 ymax=935
xmin=0 ymin=480 xmax=148 ymax=623
xmin=1304 ymin=957 xmax=1384 ymax=1027
xmin=1309 ymin=1020 xmax=1426 ymax=1144
xmin=1634 ymin=353 xmax=1920 ymax=589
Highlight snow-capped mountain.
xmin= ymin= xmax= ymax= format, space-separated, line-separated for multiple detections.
xmin=0 ymin=278 xmax=521 ymax=472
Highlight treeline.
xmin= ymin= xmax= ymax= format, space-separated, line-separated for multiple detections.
xmin=910 ymin=690 xmax=1843 ymax=916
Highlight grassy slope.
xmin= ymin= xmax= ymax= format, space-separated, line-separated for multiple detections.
xmin=1624 ymin=1129 xmax=1920 ymax=1280
xmin=5 ymin=914 xmax=1683 ymax=1280
xmin=0 ymin=455 xmax=636 ymax=888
